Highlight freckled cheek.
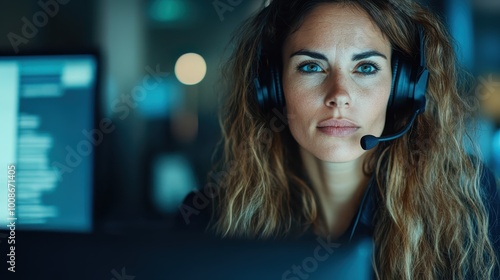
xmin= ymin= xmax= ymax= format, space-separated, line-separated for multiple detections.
xmin=365 ymin=89 xmax=390 ymax=128
xmin=284 ymin=76 xmax=321 ymax=105
xmin=284 ymin=87 xmax=318 ymax=135
xmin=286 ymin=96 xmax=314 ymax=131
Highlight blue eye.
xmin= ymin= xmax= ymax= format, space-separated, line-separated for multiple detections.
xmin=356 ymin=63 xmax=380 ymax=75
xmin=298 ymin=63 xmax=323 ymax=73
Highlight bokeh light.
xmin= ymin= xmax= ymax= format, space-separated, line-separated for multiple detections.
xmin=174 ymin=53 xmax=207 ymax=85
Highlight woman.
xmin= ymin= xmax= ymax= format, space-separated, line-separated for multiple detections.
xmin=177 ymin=0 xmax=500 ymax=278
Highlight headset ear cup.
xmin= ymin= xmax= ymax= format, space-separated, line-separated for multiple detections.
xmin=390 ymin=55 xmax=413 ymax=115
xmin=389 ymin=55 xmax=400 ymax=113
xmin=254 ymin=77 xmax=268 ymax=111
xmin=271 ymin=63 xmax=285 ymax=109
xmin=389 ymin=27 xmax=428 ymax=117
xmin=254 ymin=56 xmax=283 ymax=112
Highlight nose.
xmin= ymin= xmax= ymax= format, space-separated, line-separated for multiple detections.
xmin=324 ymin=71 xmax=351 ymax=108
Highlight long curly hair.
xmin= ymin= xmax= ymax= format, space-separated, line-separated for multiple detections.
xmin=209 ymin=0 xmax=498 ymax=278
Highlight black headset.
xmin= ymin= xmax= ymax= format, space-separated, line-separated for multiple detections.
xmin=253 ymin=26 xmax=429 ymax=122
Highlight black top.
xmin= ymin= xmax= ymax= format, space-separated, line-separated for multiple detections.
xmin=175 ymin=166 xmax=500 ymax=276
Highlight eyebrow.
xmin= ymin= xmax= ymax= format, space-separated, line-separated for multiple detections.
xmin=290 ymin=50 xmax=328 ymax=61
xmin=352 ymin=50 xmax=387 ymax=61
xmin=289 ymin=49 xmax=387 ymax=61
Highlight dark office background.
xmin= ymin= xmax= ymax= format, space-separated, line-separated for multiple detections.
xmin=0 ymin=0 xmax=266 ymax=233
xmin=0 ymin=0 xmax=499 ymax=232
xmin=0 ymin=1 xmax=499 ymax=279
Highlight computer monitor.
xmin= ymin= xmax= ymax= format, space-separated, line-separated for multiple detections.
xmin=0 ymin=52 xmax=99 ymax=232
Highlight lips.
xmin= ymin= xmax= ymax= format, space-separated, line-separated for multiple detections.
xmin=317 ymin=118 xmax=360 ymax=137
xmin=317 ymin=119 xmax=359 ymax=128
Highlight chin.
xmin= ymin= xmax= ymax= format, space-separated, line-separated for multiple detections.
xmin=315 ymin=152 xmax=365 ymax=163
xmin=309 ymin=144 xmax=366 ymax=163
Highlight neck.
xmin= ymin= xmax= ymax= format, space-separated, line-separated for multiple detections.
xmin=300 ymin=148 xmax=371 ymax=201
xmin=300 ymin=148 xmax=372 ymax=238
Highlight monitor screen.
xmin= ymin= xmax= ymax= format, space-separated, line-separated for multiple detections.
xmin=0 ymin=53 xmax=98 ymax=232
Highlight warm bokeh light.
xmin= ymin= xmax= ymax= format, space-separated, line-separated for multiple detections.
xmin=174 ymin=53 xmax=207 ymax=85
xmin=479 ymin=74 xmax=500 ymax=122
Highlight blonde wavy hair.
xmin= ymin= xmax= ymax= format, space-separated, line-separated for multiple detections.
xmin=208 ymin=0 xmax=498 ymax=278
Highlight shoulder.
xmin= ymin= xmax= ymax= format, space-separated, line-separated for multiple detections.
xmin=174 ymin=188 xmax=218 ymax=233
xmin=481 ymin=166 xmax=499 ymax=220
xmin=480 ymin=167 xmax=500 ymax=251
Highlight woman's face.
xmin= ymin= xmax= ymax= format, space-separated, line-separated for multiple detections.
xmin=282 ymin=3 xmax=392 ymax=163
